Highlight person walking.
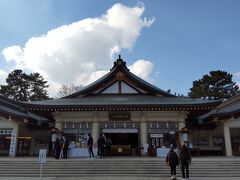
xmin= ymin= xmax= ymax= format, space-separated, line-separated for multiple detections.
xmin=166 ymin=145 xmax=179 ymax=180
xmin=87 ymin=133 xmax=94 ymax=158
xmin=179 ymin=143 xmax=191 ymax=180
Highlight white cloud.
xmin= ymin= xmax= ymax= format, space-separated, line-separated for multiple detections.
xmin=0 ymin=69 xmax=8 ymax=85
xmin=1 ymin=3 xmax=155 ymax=97
xmin=129 ymin=60 xmax=154 ymax=82
xmin=234 ymin=72 xmax=240 ymax=78
xmin=233 ymin=72 xmax=240 ymax=88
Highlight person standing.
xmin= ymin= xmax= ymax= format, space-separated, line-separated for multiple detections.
xmin=51 ymin=132 xmax=57 ymax=157
xmin=166 ymin=145 xmax=179 ymax=180
xmin=97 ymin=135 xmax=101 ymax=157
xmin=99 ymin=134 xmax=106 ymax=158
xmin=87 ymin=133 xmax=94 ymax=158
xmin=62 ymin=136 xmax=69 ymax=159
xmin=106 ymin=137 xmax=112 ymax=156
xmin=48 ymin=138 xmax=53 ymax=156
xmin=179 ymin=143 xmax=191 ymax=180
xmin=55 ymin=135 xmax=62 ymax=159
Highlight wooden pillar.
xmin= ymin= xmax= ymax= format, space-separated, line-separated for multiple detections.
xmin=224 ymin=125 xmax=232 ymax=156
xmin=178 ymin=122 xmax=185 ymax=145
xmin=92 ymin=112 xmax=100 ymax=146
xmin=54 ymin=112 xmax=63 ymax=131
xmin=140 ymin=112 xmax=148 ymax=155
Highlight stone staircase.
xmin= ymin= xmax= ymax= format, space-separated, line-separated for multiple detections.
xmin=0 ymin=157 xmax=240 ymax=178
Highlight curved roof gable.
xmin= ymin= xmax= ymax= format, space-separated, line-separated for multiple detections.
xmin=64 ymin=56 xmax=175 ymax=98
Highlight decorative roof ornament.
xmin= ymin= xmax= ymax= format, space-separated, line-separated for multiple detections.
xmin=111 ymin=54 xmax=129 ymax=71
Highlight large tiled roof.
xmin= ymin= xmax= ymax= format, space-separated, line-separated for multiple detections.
xmin=0 ymin=104 xmax=29 ymax=119
xmin=0 ymin=95 xmax=48 ymax=123
xmin=19 ymin=58 xmax=223 ymax=112
xmin=21 ymin=95 xmax=221 ymax=112
xmin=199 ymin=94 xmax=240 ymax=121
xmin=23 ymin=96 xmax=219 ymax=106
xmin=21 ymin=57 xmax=221 ymax=111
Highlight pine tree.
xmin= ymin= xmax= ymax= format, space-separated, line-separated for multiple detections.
xmin=188 ymin=70 xmax=239 ymax=100
xmin=28 ymin=72 xmax=50 ymax=101
xmin=0 ymin=70 xmax=51 ymax=101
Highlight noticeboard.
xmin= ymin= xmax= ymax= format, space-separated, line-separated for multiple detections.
xmin=38 ymin=149 xmax=47 ymax=163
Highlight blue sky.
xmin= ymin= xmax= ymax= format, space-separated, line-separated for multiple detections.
xmin=0 ymin=0 xmax=240 ymax=97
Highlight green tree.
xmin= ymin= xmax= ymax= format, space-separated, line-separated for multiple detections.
xmin=188 ymin=70 xmax=239 ymax=100
xmin=28 ymin=72 xmax=50 ymax=101
xmin=0 ymin=70 xmax=51 ymax=101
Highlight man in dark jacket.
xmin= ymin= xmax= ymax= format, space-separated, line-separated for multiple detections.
xmin=179 ymin=144 xmax=191 ymax=180
xmin=87 ymin=133 xmax=94 ymax=158
xmin=55 ymin=136 xmax=62 ymax=159
xmin=62 ymin=136 xmax=69 ymax=159
xmin=98 ymin=134 xmax=106 ymax=158
xmin=166 ymin=145 xmax=179 ymax=180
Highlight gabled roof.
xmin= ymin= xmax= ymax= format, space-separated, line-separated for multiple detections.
xmin=64 ymin=56 xmax=175 ymax=98
xmin=21 ymin=57 xmax=222 ymax=112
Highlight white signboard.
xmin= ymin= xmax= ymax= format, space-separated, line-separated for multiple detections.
xmin=102 ymin=128 xmax=138 ymax=133
xmin=150 ymin=134 xmax=163 ymax=138
xmin=143 ymin=143 xmax=149 ymax=153
xmin=183 ymin=133 xmax=188 ymax=142
xmin=38 ymin=149 xmax=47 ymax=163
xmin=9 ymin=132 xmax=17 ymax=156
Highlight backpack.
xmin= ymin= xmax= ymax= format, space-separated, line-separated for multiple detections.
xmin=180 ymin=147 xmax=190 ymax=161
xmin=167 ymin=151 xmax=179 ymax=166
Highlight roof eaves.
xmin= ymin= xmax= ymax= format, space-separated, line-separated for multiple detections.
xmin=27 ymin=112 xmax=48 ymax=122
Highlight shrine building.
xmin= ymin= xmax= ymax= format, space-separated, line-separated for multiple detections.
xmin=0 ymin=57 xmax=239 ymax=157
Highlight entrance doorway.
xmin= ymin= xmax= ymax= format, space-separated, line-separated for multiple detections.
xmin=104 ymin=132 xmax=139 ymax=156
xmin=105 ymin=133 xmax=138 ymax=148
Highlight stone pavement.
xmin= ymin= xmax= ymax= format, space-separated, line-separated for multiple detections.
xmin=0 ymin=175 xmax=239 ymax=179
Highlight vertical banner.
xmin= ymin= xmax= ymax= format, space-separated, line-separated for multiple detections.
xmin=9 ymin=132 xmax=17 ymax=157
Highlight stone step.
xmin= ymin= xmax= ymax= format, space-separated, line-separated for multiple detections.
xmin=0 ymin=158 xmax=239 ymax=177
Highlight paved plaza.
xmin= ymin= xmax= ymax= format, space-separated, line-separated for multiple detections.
xmin=1 ymin=177 xmax=240 ymax=180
